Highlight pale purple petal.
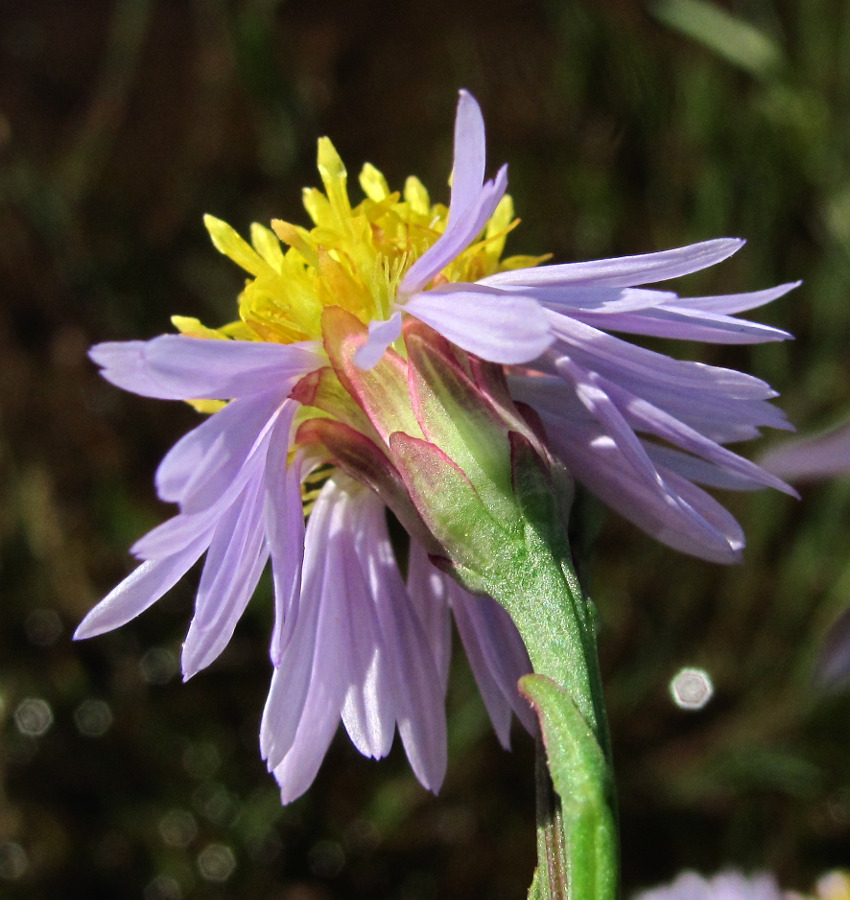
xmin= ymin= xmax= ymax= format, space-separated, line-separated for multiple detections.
xmin=449 ymin=89 xmax=487 ymax=217
xmin=265 ymin=442 xmax=308 ymax=665
xmin=646 ymin=444 xmax=785 ymax=492
xmin=259 ymin=594 xmax=322 ymax=767
xmin=478 ymin=238 xmax=745 ymax=289
xmin=399 ymin=167 xmax=508 ymax=296
xmin=268 ymin=482 xmax=414 ymax=802
xmin=398 ymin=91 xmax=507 ymax=296
xmin=407 ymin=542 xmax=453 ymax=691
xmin=535 ymin=349 xmax=792 ymax=441
xmin=270 ymin=667 xmax=348 ymax=805
xmin=453 ymin=598 xmax=514 ymax=746
xmin=156 ymin=389 xmax=289 ymax=508
xmin=357 ymin=489 xmax=447 ymax=792
xmin=512 ymin=370 xmax=791 ymax=509
xmin=760 ymin=420 xmax=850 ymax=482
xmin=408 ymin=543 xmax=535 ymax=743
xmin=353 ymin=311 xmax=403 ymax=370
xmin=657 ymin=465 xmax=747 ymax=558
xmin=73 ymin=533 xmax=211 ymax=640
xmin=550 ymin=356 xmax=746 ymax=559
xmin=565 ymin=305 xmax=791 ymax=344
xmin=274 ymin=557 xmax=351 ymax=790
xmin=631 ymin=386 xmax=793 ymax=443
xmin=404 ymin=284 xmax=552 ymax=364
xmin=546 ymin=313 xmax=776 ymax=400
xmin=672 ymin=281 xmax=800 ymax=314
xmin=133 ymin=417 xmax=278 ymax=560
xmin=634 ymin=870 xmax=783 ymax=900
xmin=131 ymin=508 xmax=228 ymax=562
xmin=534 ymin=400 xmax=744 ymax=563
xmin=450 ymin=587 xmax=536 ymax=745
xmin=181 ymin=469 xmax=270 ymax=679
xmin=90 ymin=335 xmax=321 ymax=400
xmin=339 ymin=492 xmax=398 ymax=759
xmin=260 ymin=477 xmax=347 ymax=769
xmin=557 ymin=356 xmax=668 ymax=491
xmin=591 ymin=370 xmax=796 ymax=496
xmin=517 ymin=286 xmax=676 ymax=314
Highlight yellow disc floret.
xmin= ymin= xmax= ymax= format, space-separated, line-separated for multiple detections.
xmin=182 ymin=137 xmax=547 ymax=351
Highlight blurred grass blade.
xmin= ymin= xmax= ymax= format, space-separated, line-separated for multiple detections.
xmin=652 ymin=0 xmax=785 ymax=80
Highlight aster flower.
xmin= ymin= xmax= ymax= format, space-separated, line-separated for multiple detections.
xmin=77 ymin=89 xmax=794 ymax=802
xmin=760 ymin=417 xmax=850 ymax=482
xmin=633 ymin=871 xmax=785 ymax=900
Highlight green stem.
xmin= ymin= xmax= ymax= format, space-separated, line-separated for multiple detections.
xmin=479 ymin=474 xmax=618 ymax=900
xmin=499 ymin=547 xmax=618 ymax=900
xmin=408 ymin=428 xmax=619 ymax=898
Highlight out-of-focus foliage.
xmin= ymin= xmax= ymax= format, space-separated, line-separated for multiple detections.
xmin=1 ymin=0 xmax=848 ymax=897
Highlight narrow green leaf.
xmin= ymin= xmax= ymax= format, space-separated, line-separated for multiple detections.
xmin=653 ymin=0 xmax=785 ymax=80
xmin=521 ymin=674 xmax=618 ymax=900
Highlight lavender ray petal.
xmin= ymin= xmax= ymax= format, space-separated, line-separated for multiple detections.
xmin=673 ymin=281 xmax=801 ymax=314
xmin=74 ymin=533 xmax=211 ymax=640
xmin=449 ymin=90 xmax=487 ymax=219
xmin=133 ymin=429 xmax=274 ymax=561
xmin=270 ymin=676 xmax=346 ymax=804
xmin=407 ymin=542 xmax=453 ymax=692
xmin=398 ymin=166 xmax=508 ymax=296
xmin=512 ymin=369 xmax=791 ymax=456
xmin=564 ymin=306 xmax=792 ymax=344
xmin=181 ymin=469 xmax=270 ymax=678
xmin=547 ymin=313 xmax=776 ymax=400
xmin=657 ymin=464 xmax=747 ymax=557
xmin=353 ymin=311 xmax=403 ymax=370
xmin=156 ymin=388 xmax=288 ymax=508
xmin=315 ymin=477 xmax=398 ymax=759
xmin=646 ymin=444 xmax=787 ymax=492
xmin=760 ymin=420 xmax=850 ymax=482
xmin=539 ymin=407 xmax=743 ymax=562
xmin=259 ymin=599 xmax=321 ymax=766
xmin=403 ymin=284 xmax=552 ymax=364
xmin=594 ymin=372 xmax=796 ymax=496
xmin=90 ymin=335 xmax=321 ymax=400
xmin=557 ymin=356 xmax=670 ymax=488
xmin=260 ymin=482 xmax=345 ymax=766
xmin=513 ymin=285 xmax=676 ymax=313
xmin=131 ymin=507 xmax=227 ymax=562
xmin=452 ymin=595 xmax=514 ymax=747
xmin=269 ymin=491 xmax=358 ymax=794
xmin=448 ymin=586 xmax=536 ymax=736
xmin=359 ymin=491 xmax=447 ymax=792
xmin=339 ymin=498 xmax=397 ymax=759
xmin=265 ymin=437 xmax=307 ymax=666
xmin=477 ymin=238 xmax=745 ymax=289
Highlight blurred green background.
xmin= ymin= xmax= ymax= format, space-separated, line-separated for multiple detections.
xmin=1 ymin=0 xmax=849 ymax=897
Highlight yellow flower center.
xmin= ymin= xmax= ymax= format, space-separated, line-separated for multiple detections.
xmin=175 ymin=137 xmax=547 ymax=352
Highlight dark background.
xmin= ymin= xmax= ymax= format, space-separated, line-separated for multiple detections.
xmin=1 ymin=0 xmax=849 ymax=897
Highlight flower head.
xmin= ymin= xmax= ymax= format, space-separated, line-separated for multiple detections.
xmin=78 ymin=90 xmax=795 ymax=802
xmin=633 ymin=871 xmax=785 ymax=900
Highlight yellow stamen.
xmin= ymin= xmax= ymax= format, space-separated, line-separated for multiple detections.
xmin=189 ymin=137 xmax=539 ymax=353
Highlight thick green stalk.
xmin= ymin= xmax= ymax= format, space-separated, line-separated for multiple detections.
xmin=498 ymin=548 xmax=618 ymax=900
xmin=455 ymin=440 xmax=619 ymax=900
